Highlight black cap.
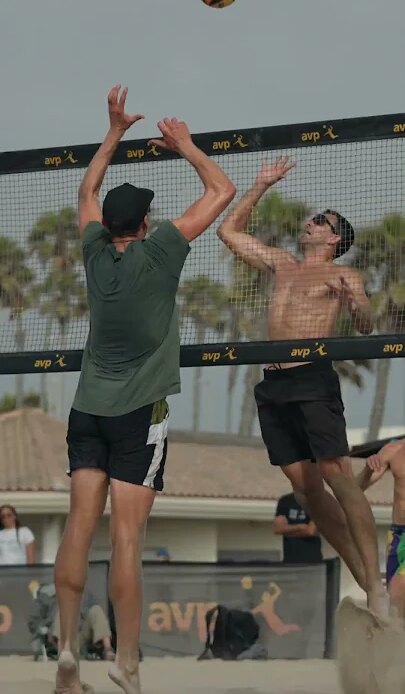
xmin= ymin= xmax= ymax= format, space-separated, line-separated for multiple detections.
xmin=102 ymin=183 xmax=154 ymax=234
xmin=324 ymin=209 xmax=355 ymax=258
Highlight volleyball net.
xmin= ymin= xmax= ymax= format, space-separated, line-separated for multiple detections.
xmin=0 ymin=112 xmax=404 ymax=373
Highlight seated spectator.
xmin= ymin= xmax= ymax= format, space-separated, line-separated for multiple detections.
xmin=273 ymin=493 xmax=323 ymax=563
xmin=0 ymin=505 xmax=35 ymax=565
xmin=28 ymin=582 xmax=114 ymax=661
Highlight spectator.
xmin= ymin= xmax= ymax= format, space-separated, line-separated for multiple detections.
xmin=51 ymin=588 xmax=115 ymax=661
xmin=28 ymin=583 xmax=114 ymax=661
xmin=156 ymin=548 xmax=170 ymax=562
xmin=0 ymin=504 xmax=35 ymax=565
xmin=273 ymin=493 xmax=322 ymax=563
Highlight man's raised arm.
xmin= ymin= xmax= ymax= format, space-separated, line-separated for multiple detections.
xmin=217 ymin=157 xmax=296 ymax=271
xmin=148 ymin=119 xmax=236 ymax=241
xmin=78 ymin=85 xmax=144 ymax=234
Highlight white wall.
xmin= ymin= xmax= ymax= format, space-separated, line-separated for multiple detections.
xmin=145 ymin=518 xmax=218 ymax=562
xmin=19 ymin=513 xmax=64 ymax=564
xmin=217 ymin=519 xmax=281 ymax=559
xmin=90 ymin=516 xmax=219 ymax=563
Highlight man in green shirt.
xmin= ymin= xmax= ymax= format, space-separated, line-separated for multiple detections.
xmin=54 ymin=85 xmax=236 ymax=694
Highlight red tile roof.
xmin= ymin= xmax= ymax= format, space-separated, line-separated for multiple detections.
xmin=0 ymin=409 xmax=394 ymax=506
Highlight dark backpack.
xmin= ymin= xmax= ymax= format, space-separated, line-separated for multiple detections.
xmin=198 ymin=604 xmax=259 ymax=661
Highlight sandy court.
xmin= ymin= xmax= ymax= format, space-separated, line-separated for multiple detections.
xmin=0 ymin=656 xmax=340 ymax=694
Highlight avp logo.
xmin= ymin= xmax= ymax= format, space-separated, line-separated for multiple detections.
xmin=127 ymin=144 xmax=161 ymax=159
xmin=212 ymin=133 xmax=249 ymax=152
xmin=147 ymin=576 xmax=300 ymax=642
xmin=383 ymin=343 xmax=403 ymax=355
xmin=127 ymin=148 xmax=145 ymax=160
xmin=34 ymin=354 xmax=67 ymax=370
xmin=290 ymin=341 xmax=328 ymax=359
xmin=44 ymin=150 xmax=78 ymax=167
xmin=393 ymin=123 xmax=405 ymax=133
xmin=201 ymin=346 xmax=238 ymax=363
xmin=301 ymin=124 xmax=339 ymax=144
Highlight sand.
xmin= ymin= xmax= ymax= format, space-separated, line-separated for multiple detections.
xmin=336 ymin=597 xmax=405 ymax=694
xmin=0 ymin=655 xmax=340 ymax=694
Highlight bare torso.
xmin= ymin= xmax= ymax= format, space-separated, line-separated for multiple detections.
xmin=268 ymin=259 xmax=343 ymax=368
xmin=388 ymin=441 xmax=405 ymax=524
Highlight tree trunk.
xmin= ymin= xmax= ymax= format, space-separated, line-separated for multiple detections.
xmin=367 ymin=358 xmax=391 ymax=441
xmin=15 ymin=314 xmax=25 ymax=408
xmin=192 ymin=328 xmax=205 ymax=432
xmin=226 ymin=366 xmax=238 ymax=433
xmin=57 ymin=322 xmax=67 ymax=420
xmin=239 ymin=364 xmax=261 ymax=437
xmin=40 ymin=319 xmax=51 ymax=412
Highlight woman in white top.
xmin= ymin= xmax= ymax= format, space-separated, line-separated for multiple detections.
xmin=0 ymin=505 xmax=35 ymax=565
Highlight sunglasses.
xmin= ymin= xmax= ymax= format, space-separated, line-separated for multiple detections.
xmin=311 ymin=214 xmax=337 ymax=233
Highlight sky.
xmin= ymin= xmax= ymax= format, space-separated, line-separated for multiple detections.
xmin=0 ymin=0 xmax=404 ymax=434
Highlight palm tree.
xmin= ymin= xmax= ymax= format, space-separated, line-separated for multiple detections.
xmin=354 ymin=213 xmax=405 ymax=439
xmin=179 ymin=276 xmax=228 ymax=432
xmin=28 ymin=208 xmax=88 ymax=416
xmin=0 ymin=237 xmax=34 ymax=406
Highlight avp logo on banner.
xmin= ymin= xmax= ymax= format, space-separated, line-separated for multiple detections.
xmin=141 ymin=563 xmax=330 ymax=659
xmin=147 ymin=579 xmax=299 ymax=641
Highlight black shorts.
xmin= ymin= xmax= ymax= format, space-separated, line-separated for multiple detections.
xmin=66 ymin=400 xmax=169 ymax=490
xmin=254 ymin=362 xmax=349 ymax=467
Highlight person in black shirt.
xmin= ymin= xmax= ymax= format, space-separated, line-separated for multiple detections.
xmin=274 ymin=493 xmax=323 ymax=563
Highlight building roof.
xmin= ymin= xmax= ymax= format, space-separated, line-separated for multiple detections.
xmin=0 ymin=409 xmax=394 ymax=507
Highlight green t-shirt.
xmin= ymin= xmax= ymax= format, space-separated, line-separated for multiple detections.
xmin=72 ymin=220 xmax=190 ymax=416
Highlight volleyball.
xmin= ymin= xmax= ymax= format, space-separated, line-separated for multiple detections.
xmin=201 ymin=0 xmax=235 ymax=8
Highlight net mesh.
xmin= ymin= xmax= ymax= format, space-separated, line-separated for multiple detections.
xmin=0 ymin=119 xmax=404 ymax=356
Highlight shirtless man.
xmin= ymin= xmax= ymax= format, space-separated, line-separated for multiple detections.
xmin=357 ymin=439 xmax=405 ymax=616
xmin=217 ymin=157 xmax=386 ymax=614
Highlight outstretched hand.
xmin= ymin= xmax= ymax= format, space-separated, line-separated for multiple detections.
xmin=255 ymin=156 xmax=296 ymax=188
xmin=148 ymin=118 xmax=193 ymax=154
xmin=108 ymin=85 xmax=144 ymax=132
xmin=367 ymin=454 xmax=389 ymax=475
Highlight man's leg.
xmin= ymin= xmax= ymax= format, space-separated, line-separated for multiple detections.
xmin=388 ymin=575 xmax=405 ymax=618
xmin=108 ymin=480 xmax=155 ymax=694
xmin=255 ymin=379 xmax=368 ymax=592
xmin=282 ymin=461 xmax=367 ymax=592
xmin=319 ymin=456 xmax=385 ymax=614
xmin=54 ymin=469 xmax=108 ymax=693
xmin=84 ymin=604 xmax=114 ymax=659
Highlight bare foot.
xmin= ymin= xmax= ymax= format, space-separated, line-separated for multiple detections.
xmin=108 ymin=663 xmax=141 ymax=694
xmin=55 ymin=651 xmax=82 ymax=694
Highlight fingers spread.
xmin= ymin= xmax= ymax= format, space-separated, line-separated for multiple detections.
xmin=108 ymin=84 xmax=121 ymax=105
xmin=118 ymin=86 xmax=128 ymax=108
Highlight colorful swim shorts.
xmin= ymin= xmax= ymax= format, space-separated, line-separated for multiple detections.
xmin=386 ymin=524 xmax=405 ymax=585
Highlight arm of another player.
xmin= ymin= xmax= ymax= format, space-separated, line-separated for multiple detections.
xmin=148 ymin=119 xmax=236 ymax=241
xmin=217 ymin=158 xmax=296 ymax=271
xmin=355 ymin=451 xmax=390 ymax=491
xmin=78 ymin=85 xmax=144 ymax=234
